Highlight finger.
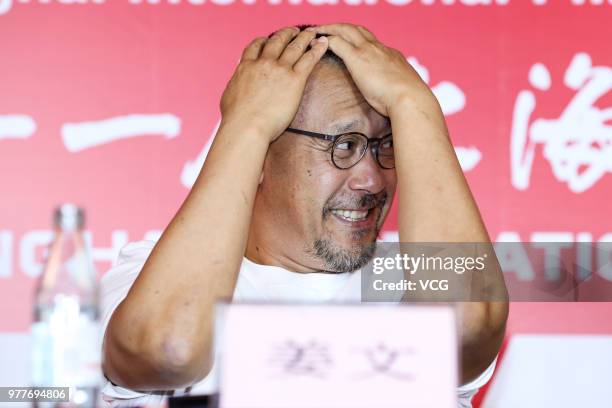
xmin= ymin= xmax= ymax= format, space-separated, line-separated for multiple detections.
xmin=261 ymin=26 xmax=300 ymax=59
xmin=240 ymin=37 xmax=267 ymax=61
xmin=293 ymin=36 xmax=329 ymax=74
xmin=312 ymin=23 xmax=369 ymax=46
xmin=278 ymin=30 xmax=316 ymax=66
xmin=356 ymin=25 xmax=377 ymax=42
xmin=324 ymin=35 xmax=357 ymax=65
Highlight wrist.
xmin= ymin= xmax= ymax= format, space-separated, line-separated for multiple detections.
xmin=217 ymin=118 xmax=275 ymax=145
xmin=389 ymin=87 xmax=439 ymax=120
xmin=389 ymin=89 xmax=450 ymax=143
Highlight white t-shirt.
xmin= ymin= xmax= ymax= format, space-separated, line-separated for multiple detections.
xmin=100 ymin=240 xmax=496 ymax=407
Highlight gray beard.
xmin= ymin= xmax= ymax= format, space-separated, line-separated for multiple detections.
xmin=311 ymin=238 xmax=377 ymax=273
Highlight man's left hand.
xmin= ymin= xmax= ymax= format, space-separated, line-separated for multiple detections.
xmin=312 ymin=23 xmax=433 ymax=117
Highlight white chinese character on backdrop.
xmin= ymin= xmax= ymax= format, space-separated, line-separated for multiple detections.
xmin=511 ymin=52 xmax=612 ymax=193
xmin=61 ymin=114 xmax=181 ymax=153
xmin=0 ymin=114 xmax=36 ymax=140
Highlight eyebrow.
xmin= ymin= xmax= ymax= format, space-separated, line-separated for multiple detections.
xmin=329 ymin=119 xmax=362 ymax=134
xmin=328 ymin=118 xmax=392 ymax=136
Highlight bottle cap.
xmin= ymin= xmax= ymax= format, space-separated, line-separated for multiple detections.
xmin=54 ymin=204 xmax=85 ymax=230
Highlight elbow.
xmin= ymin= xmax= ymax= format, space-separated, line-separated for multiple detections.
xmin=459 ymin=301 xmax=509 ymax=383
xmin=152 ymin=336 xmax=214 ymax=385
xmin=103 ymin=317 xmax=213 ymax=391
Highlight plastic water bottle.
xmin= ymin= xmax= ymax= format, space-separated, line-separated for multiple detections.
xmin=31 ymin=204 xmax=101 ymax=407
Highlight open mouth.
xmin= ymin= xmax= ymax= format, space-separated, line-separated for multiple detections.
xmin=325 ymin=193 xmax=387 ymax=229
xmin=330 ymin=208 xmax=372 ymax=222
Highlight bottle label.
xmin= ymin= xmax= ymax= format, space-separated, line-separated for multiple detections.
xmin=31 ymin=295 xmax=101 ymax=388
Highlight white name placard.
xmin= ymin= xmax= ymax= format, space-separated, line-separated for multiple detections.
xmin=218 ymin=304 xmax=457 ymax=408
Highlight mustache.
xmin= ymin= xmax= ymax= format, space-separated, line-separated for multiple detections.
xmin=323 ymin=191 xmax=388 ymax=213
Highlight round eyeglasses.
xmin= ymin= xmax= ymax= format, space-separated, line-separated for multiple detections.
xmin=285 ymin=128 xmax=395 ymax=170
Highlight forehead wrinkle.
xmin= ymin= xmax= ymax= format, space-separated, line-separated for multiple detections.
xmin=327 ymin=103 xmax=389 ymax=137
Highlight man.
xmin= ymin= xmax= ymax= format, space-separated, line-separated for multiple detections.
xmin=100 ymin=23 xmax=508 ymax=407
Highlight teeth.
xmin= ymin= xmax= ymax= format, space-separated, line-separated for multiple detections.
xmin=331 ymin=209 xmax=369 ymax=221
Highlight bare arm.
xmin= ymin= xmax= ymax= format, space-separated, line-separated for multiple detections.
xmin=102 ymin=28 xmax=329 ymax=390
xmin=390 ymin=96 xmax=508 ymax=383
xmin=102 ymin=122 xmax=268 ymax=390
xmin=314 ymin=23 xmax=509 ymax=384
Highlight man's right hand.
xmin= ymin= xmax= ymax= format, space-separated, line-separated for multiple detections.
xmin=220 ymin=27 xmax=329 ymax=142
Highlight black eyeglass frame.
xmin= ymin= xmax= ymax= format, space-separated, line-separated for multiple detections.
xmin=285 ymin=127 xmax=395 ymax=170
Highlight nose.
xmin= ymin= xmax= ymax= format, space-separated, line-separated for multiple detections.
xmin=346 ymin=147 xmax=386 ymax=194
